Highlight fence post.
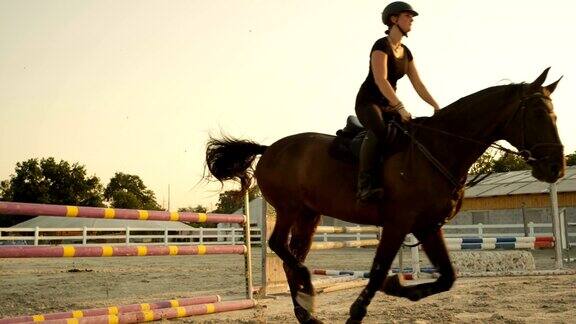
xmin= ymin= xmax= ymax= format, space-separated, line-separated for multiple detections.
xmin=164 ymin=227 xmax=169 ymax=245
xmin=549 ymin=183 xmax=563 ymax=269
xmin=243 ymin=193 xmax=254 ymax=300
xmin=82 ymin=227 xmax=88 ymax=245
xmin=409 ymin=234 xmax=420 ymax=278
xmin=560 ymin=209 xmax=567 ymax=250
xmin=199 ymin=227 xmax=204 ymax=244
xmin=323 ymin=233 xmax=328 ymax=242
xmin=521 ymin=203 xmax=529 ymax=237
xmin=34 ymin=227 xmax=40 ymax=246
xmin=478 ymin=223 xmax=483 ymax=237
xmin=126 ymin=227 xmax=130 ymax=245
xmin=528 ymin=222 xmax=535 ymax=237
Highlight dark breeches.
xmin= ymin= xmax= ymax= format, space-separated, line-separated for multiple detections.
xmin=355 ymin=101 xmax=391 ymax=139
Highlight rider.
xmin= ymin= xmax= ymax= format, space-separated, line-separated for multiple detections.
xmin=356 ymin=1 xmax=440 ymax=202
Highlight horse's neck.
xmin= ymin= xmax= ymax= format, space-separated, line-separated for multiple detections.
xmin=415 ymin=87 xmax=520 ymax=182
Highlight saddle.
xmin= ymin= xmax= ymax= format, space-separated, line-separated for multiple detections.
xmin=329 ymin=115 xmax=403 ymax=163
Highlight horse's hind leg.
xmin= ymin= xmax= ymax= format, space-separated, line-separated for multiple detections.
xmin=347 ymin=225 xmax=407 ymax=324
xmin=268 ymin=207 xmax=322 ymax=324
xmin=381 ymin=228 xmax=456 ymax=301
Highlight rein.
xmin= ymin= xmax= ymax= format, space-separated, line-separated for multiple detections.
xmin=391 ymin=119 xmax=462 ymax=189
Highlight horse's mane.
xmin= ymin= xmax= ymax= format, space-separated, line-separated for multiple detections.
xmin=413 ymin=83 xmax=527 ymax=126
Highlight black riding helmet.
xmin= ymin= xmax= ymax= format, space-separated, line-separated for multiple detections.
xmin=381 ymin=1 xmax=419 ymax=26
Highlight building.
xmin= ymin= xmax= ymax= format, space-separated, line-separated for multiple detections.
xmin=454 ymin=166 xmax=575 ymax=226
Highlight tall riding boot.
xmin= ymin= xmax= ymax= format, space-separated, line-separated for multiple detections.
xmin=357 ymin=131 xmax=384 ymax=202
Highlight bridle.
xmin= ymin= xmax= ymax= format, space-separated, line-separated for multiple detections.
xmin=501 ymin=92 xmax=563 ymax=165
xmin=391 ymin=91 xmax=564 ymax=189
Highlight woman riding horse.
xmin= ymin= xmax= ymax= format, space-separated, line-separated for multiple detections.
xmin=206 ymin=67 xmax=564 ymax=323
xmin=356 ymin=1 xmax=440 ymax=202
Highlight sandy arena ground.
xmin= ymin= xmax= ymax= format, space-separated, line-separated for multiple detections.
xmin=1 ymin=247 xmax=575 ymax=323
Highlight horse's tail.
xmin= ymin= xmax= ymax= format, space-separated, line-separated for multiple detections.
xmin=205 ymin=136 xmax=268 ymax=194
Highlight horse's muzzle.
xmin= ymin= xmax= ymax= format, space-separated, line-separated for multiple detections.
xmin=530 ymin=153 xmax=565 ymax=183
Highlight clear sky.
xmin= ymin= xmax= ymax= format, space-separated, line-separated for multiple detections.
xmin=1 ymin=1 xmax=574 ymax=211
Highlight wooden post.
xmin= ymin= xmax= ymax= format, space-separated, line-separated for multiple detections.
xmin=261 ymin=201 xmax=288 ymax=295
xmin=549 ymin=183 xmax=563 ymax=269
xmin=243 ymin=193 xmax=254 ymax=299
xmin=521 ymin=202 xmax=529 ymax=237
xmin=560 ymin=209 xmax=567 ymax=250
xmin=409 ymin=234 xmax=420 ymax=278
xmin=34 ymin=227 xmax=39 ymax=246
xmin=83 ymin=227 xmax=88 ymax=245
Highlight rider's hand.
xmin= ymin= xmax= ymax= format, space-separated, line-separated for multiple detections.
xmin=398 ymin=107 xmax=412 ymax=123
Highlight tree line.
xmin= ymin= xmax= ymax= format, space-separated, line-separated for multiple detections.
xmin=469 ymin=149 xmax=575 ymax=175
xmin=0 ymin=157 xmax=259 ymax=227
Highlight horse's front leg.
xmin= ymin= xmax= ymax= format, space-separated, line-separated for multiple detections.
xmin=381 ymin=228 xmax=456 ymax=301
xmin=346 ymin=226 xmax=407 ymax=324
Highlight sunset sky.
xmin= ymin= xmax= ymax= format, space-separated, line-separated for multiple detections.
xmin=1 ymin=0 xmax=574 ymax=210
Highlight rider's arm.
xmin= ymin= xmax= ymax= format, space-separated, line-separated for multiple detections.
xmin=407 ymin=60 xmax=440 ymax=111
xmin=371 ymin=50 xmax=401 ymax=107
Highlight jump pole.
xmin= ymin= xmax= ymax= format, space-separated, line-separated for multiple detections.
xmin=0 ymin=295 xmax=221 ymax=324
xmin=0 ymin=202 xmax=244 ymax=224
xmin=18 ymin=300 xmax=257 ymax=324
xmin=0 ymin=244 xmax=245 ymax=258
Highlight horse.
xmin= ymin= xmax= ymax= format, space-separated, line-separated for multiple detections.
xmin=205 ymin=68 xmax=564 ymax=323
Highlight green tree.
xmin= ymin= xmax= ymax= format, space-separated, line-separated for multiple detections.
xmin=0 ymin=158 xmax=104 ymax=226
xmin=212 ymin=185 xmax=260 ymax=214
xmin=104 ymin=173 xmax=161 ymax=210
xmin=0 ymin=179 xmax=10 ymax=201
xmin=1 ymin=158 xmax=104 ymax=205
xmin=470 ymin=150 xmax=530 ymax=176
xmin=469 ymin=150 xmax=496 ymax=175
xmin=178 ymin=205 xmax=211 ymax=228
xmin=566 ymin=151 xmax=576 ymax=166
xmin=492 ymin=153 xmax=530 ymax=173
xmin=178 ymin=205 xmax=208 ymax=213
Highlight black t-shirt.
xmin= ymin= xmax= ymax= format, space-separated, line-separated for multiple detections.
xmin=357 ymin=37 xmax=413 ymax=107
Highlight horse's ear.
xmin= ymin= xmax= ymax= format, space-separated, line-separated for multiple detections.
xmin=529 ymin=67 xmax=551 ymax=91
xmin=545 ymin=76 xmax=563 ymax=94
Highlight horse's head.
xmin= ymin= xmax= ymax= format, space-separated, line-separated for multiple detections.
xmin=503 ymin=68 xmax=565 ymax=183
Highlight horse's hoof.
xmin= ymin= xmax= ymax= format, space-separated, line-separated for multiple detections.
xmin=294 ymin=305 xmax=322 ymax=324
xmin=296 ymin=291 xmax=316 ymax=313
xmin=345 ymin=318 xmax=362 ymax=324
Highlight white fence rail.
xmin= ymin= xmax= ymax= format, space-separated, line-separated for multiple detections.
xmin=0 ymin=227 xmax=260 ymax=246
xmin=0 ymin=221 xmax=574 ymax=246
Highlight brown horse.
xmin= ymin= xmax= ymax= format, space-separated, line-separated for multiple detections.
xmin=205 ymin=68 xmax=564 ymax=323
